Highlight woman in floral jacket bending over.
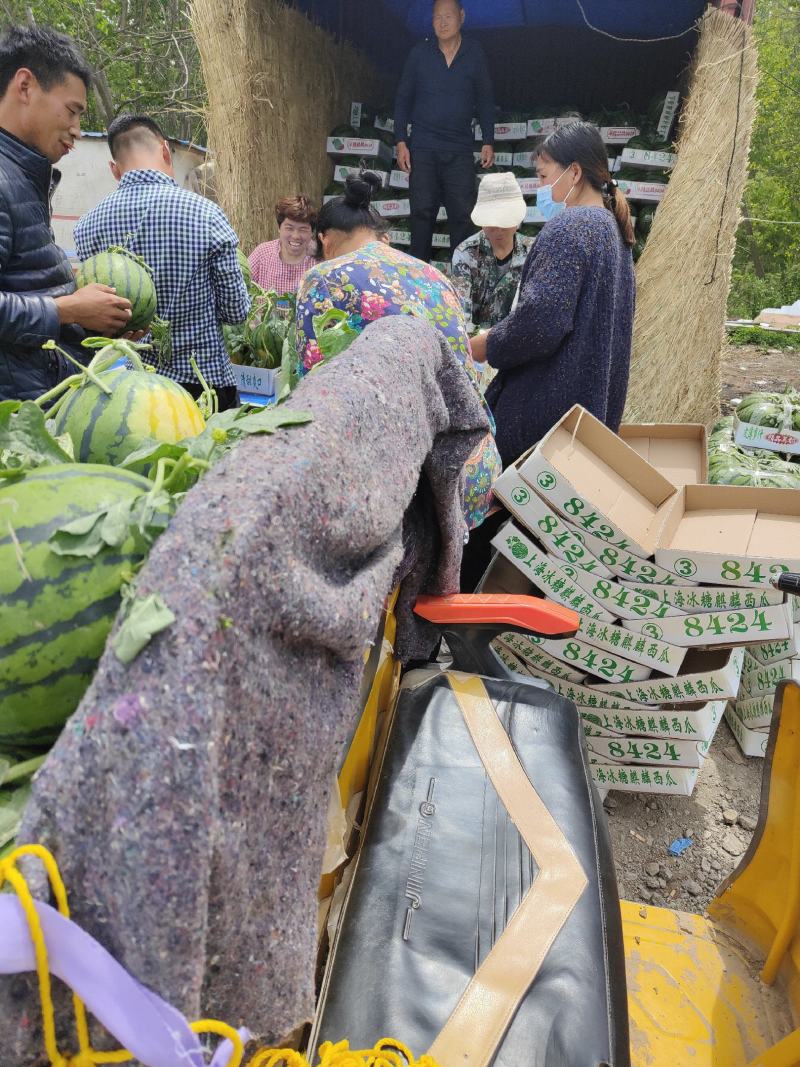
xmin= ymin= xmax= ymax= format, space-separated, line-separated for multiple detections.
xmin=295 ymin=172 xmax=501 ymax=531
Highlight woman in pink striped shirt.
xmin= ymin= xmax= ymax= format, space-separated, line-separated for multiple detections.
xmin=247 ymin=195 xmax=318 ymax=293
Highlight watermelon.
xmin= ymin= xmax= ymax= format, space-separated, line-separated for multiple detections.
xmin=53 ymin=366 xmax=205 ymax=466
xmin=75 ymin=248 xmax=158 ymax=333
xmin=0 ymin=465 xmax=156 ymax=743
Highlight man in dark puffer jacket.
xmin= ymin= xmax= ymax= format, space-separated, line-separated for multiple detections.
xmin=0 ymin=25 xmax=136 ymax=401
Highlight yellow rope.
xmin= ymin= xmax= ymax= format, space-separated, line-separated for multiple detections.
xmin=247 ymin=1039 xmax=440 ymax=1066
xmin=1 ymin=846 xmax=440 ymax=1067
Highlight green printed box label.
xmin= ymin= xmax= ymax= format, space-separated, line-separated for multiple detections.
xmin=591 ymin=764 xmax=697 ymax=795
xmin=522 ymin=633 xmax=651 ymax=684
xmin=491 ymin=523 xmax=616 ymax=621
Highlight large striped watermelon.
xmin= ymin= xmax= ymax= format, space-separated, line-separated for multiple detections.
xmin=53 ymin=366 xmax=205 ymax=466
xmin=75 ymin=247 xmax=158 ymax=332
xmin=0 ymin=465 xmax=157 ymax=743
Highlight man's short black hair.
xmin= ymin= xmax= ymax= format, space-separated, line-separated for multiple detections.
xmin=0 ymin=24 xmax=92 ymax=98
xmin=107 ymin=114 xmax=167 ymax=159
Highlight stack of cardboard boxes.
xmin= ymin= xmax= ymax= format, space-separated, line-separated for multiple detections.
xmin=726 ymin=605 xmax=800 ymax=757
xmin=482 ymin=406 xmax=800 ymax=796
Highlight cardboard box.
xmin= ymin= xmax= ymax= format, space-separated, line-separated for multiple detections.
xmin=333 ymin=164 xmax=389 ymax=187
xmin=725 ymin=702 xmax=769 ymax=758
xmin=617 ymin=179 xmax=668 ymax=203
xmin=733 ymin=693 xmax=774 ymax=730
xmin=593 ymin=645 xmax=746 ymax=706
xmin=513 ymin=151 xmax=538 ymax=171
xmin=580 ymin=699 xmax=725 ymax=744
xmin=626 ymin=583 xmax=784 ymax=612
xmin=600 ymin=126 xmax=640 ymax=145
xmin=575 ymin=616 xmax=687 ymax=676
xmin=431 ymin=233 xmax=450 ymax=249
xmin=517 ymin=176 xmax=542 ymax=197
xmin=231 ymin=363 xmax=277 ymax=399
xmin=591 ymin=763 xmax=699 ymax=796
xmin=622 ymin=600 xmax=793 ymax=650
xmin=490 ymin=521 xmax=616 ymax=620
xmin=620 ymin=147 xmax=677 ymax=170
xmin=585 ymin=733 xmax=711 ymax=769
xmin=656 ymin=91 xmax=681 ymax=140
xmin=492 ymin=633 xmax=586 ymax=683
xmin=493 ymin=464 xmax=612 ymax=577
xmin=475 ymin=121 xmax=528 ymax=142
xmin=387 ymin=228 xmax=411 ymax=246
xmin=519 ymin=405 xmax=679 ymax=559
xmin=655 ymin=485 xmax=800 ymax=587
xmin=618 ymin=423 xmax=708 ymax=485
xmin=511 ymin=631 xmax=653 ymax=684
xmin=527 ymin=117 xmax=558 ymax=137
xmin=476 ymin=150 xmax=514 ymax=167
xmin=573 ymin=526 xmax=690 ymax=586
xmin=326 ymin=136 xmax=393 ymax=164
xmin=748 ymin=624 xmax=799 ymax=666
xmin=348 ymin=103 xmax=394 ymax=134
xmin=732 ymin=416 xmax=800 ymax=457
xmin=521 ymin=666 xmax=651 ymax=714
xmin=389 ymin=169 xmax=409 ymax=190
xmin=738 ymin=655 xmax=800 ymax=700
xmin=373 ymin=197 xmax=410 ymax=218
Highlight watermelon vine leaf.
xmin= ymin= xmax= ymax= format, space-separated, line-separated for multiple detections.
xmin=112 ymin=593 xmax=176 ymax=665
xmin=0 ymin=400 xmax=74 ymax=478
xmin=49 ymin=490 xmax=175 ymax=559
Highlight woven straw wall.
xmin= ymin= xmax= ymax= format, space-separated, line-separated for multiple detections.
xmin=191 ymin=0 xmax=379 ymax=254
xmin=625 ymin=7 xmax=757 ymax=424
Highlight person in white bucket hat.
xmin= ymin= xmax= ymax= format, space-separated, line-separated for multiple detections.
xmin=451 ymin=172 xmax=534 ymax=330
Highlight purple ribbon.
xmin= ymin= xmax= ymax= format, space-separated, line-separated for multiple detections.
xmin=0 ymin=896 xmax=249 ymax=1067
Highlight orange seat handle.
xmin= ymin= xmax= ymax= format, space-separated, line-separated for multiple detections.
xmin=414 ymin=594 xmax=579 ymax=636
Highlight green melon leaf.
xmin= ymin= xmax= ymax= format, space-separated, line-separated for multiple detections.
xmin=0 ymin=782 xmax=31 ymax=850
xmin=0 ymin=400 xmax=74 ymax=478
xmin=49 ymin=490 xmax=175 ymax=558
xmin=112 ymin=593 xmax=176 ymax=665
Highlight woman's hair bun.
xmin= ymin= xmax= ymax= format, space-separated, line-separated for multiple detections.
xmin=343 ymin=170 xmax=382 ymax=208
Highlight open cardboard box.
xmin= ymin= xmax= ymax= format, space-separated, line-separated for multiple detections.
xmin=725 ymin=703 xmax=769 ymax=758
xmin=519 ymin=405 xmax=679 ymax=558
xmin=655 ymin=484 xmax=800 ymax=586
xmin=626 ymin=582 xmax=784 ymax=613
xmin=748 ymin=624 xmax=799 ymax=666
xmin=733 ymin=693 xmax=775 ymax=731
xmin=732 ymin=415 xmax=800 ymax=457
xmin=584 ymin=732 xmax=712 ymax=770
xmin=622 ymin=599 xmax=793 ymax=650
xmin=593 ymin=645 xmax=746 ymax=706
xmin=580 ymin=698 xmax=726 ymax=744
xmin=591 ymin=763 xmax=699 ymax=796
xmin=738 ymin=653 xmax=800 ymax=700
xmin=490 ymin=521 xmax=616 ymax=621
xmin=618 ymin=423 xmax=708 ymax=485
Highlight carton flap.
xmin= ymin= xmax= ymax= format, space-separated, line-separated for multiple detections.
xmin=747 ymin=512 xmax=800 ymax=556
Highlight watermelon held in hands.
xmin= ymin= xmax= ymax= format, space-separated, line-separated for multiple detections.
xmin=75 ymin=247 xmax=158 ymax=333
xmin=0 ymin=465 xmax=157 ymax=744
xmin=53 ymin=365 xmax=205 ymax=466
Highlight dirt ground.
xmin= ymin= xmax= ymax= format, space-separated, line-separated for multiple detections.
xmin=606 ymin=341 xmax=798 ymax=912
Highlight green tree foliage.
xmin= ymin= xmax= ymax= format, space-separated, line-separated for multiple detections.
xmin=730 ymin=0 xmax=800 ymax=317
xmin=0 ymin=0 xmax=205 ymax=141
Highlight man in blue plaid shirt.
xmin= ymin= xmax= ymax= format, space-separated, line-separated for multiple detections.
xmin=74 ymin=114 xmax=250 ymax=409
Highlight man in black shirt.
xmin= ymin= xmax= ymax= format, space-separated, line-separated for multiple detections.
xmin=394 ymin=0 xmax=495 ymax=263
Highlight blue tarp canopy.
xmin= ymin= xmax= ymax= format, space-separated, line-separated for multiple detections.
xmin=377 ymin=0 xmax=707 ymax=37
xmin=290 ymin=0 xmax=709 ymax=111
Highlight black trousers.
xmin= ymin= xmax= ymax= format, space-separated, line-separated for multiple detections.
xmin=409 ymin=150 xmax=476 ymax=262
xmin=181 ymin=379 xmax=240 ymax=412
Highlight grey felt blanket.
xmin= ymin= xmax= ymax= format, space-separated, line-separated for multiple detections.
xmin=1 ymin=316 xmax=489 ymax=1061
